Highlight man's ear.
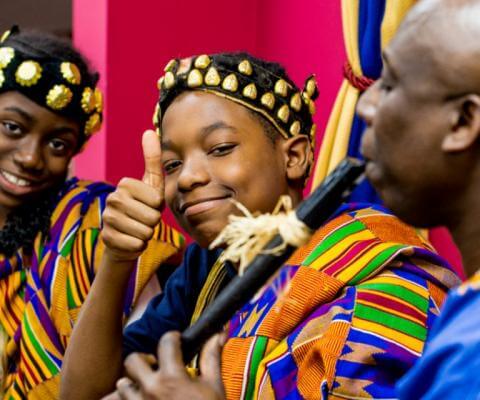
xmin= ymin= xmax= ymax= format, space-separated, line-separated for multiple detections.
xmin=282 ymin=135 xmax=311 ymax=181
xmin=443 ymin=94 xmax=480 ymax=152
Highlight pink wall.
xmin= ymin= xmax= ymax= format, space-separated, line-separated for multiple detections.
xmin=72 ymin=1 xmax=462 ymax=275
xmin=72 ymin=0 xmax=345 ymax=236
xmin=72 ymin=0 xmax=344 ymax=187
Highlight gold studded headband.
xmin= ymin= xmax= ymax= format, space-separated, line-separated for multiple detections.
xmin=154 ymin=53 xmax=318 ymax=154
xmin=0 ymin=27 xmax=103 ymax=147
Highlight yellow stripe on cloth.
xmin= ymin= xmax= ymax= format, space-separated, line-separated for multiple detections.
xmin=362 ymin=274 xmax=429 ymax=298
xmin=353 ymin=317 xmax=424 ymax=355
xmin=309 ymin=229 xmax=375 ymax=271
xmin=253 ymin=339 xmax=285 ymax=400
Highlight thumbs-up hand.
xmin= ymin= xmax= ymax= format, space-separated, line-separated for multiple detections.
xmin=102 ymin=130 xmax=164 ymax=262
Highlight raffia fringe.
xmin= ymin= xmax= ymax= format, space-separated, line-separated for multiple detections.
xmin=209 ymin=196 xmax=312 ymax=275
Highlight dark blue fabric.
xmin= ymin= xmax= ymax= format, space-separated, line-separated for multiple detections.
xmin=122 ymin=243 xmax=234 ymax=358
xmin=358 ymin=0 xmax=385 ymax=79
xmin=345 ymin=1 xmax=386 ymax=205
xmin=347 ymin=115 xmax=366 ymax=159
xmin=397 ymin=282 xmax=480 ymax=399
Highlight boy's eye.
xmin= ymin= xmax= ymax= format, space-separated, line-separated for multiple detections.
xmin=2 ymin=121 xmax=23 ymax=135
xmin=164 ymin=160 xmax=182 ymax=174
xmin=49 ymin=138 xmax=68 ymax=153
xmin=209 ymin=143 xmax=236 ymax=156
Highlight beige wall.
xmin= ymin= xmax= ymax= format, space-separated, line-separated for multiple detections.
xmin=0 ymin=0 xmax=71 ymax=37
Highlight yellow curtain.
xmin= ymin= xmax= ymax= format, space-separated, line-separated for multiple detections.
xmin=311 ymin=0 xmax=416 ymax=190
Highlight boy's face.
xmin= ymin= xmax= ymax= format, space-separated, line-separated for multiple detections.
xmin=357 ymin=28 xmax=461 ymax=228
xmin=161 ymin=91 xmax=294 ymax=247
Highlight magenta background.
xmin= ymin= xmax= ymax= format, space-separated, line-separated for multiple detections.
xmin=72 ymin=1 xmax=463 ymax=276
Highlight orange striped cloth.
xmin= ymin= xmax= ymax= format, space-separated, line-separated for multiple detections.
xmin=0 ymin=178 xmax=183 ymax=399
xmin=221 ymin=203 xmax=460 ymax=399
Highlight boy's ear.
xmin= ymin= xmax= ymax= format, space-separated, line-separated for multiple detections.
xmin=443 ymin=94 xmax=480 ymax=152
xmin=282 ymin=135 xmax=311 ymax=182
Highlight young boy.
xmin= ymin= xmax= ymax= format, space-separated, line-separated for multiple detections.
xmin=62 ymin=52 xmax=459 ymax=400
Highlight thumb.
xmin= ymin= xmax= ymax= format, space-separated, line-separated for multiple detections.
xmin=142 ymin=129 xmax=163 ymax=189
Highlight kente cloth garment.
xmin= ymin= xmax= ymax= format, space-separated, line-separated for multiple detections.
xmin=397 ymin=272 xmax=480 ymax=399
xmin=123 ymin=244 xmax=235 ymax=358
xmin=0 ymin=177 xmax=183 ymax=400
xmin=220 ymin=203 xmax=461 ymax=400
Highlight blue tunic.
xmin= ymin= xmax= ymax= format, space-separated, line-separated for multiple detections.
xmin=123 ymin=243 xmax=235 ymax=358
xmin=397 ymin=274 xmax=480 ymax=399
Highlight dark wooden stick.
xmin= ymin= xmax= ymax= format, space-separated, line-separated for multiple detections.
xmin=180 ymin=158 xmax=365 ymax=363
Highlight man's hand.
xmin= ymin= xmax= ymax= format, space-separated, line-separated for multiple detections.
xmin=105 ymin=332 xmax=226 ymax=400
xmin=101 ymin=130 xmax=164 ymax=262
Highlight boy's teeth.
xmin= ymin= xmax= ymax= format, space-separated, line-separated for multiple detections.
xmin=2 ymin=171 xmax=31 ymax=187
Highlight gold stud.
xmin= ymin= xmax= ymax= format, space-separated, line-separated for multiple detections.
xmin=302 ymin=92 xmax=310 ymax=104
xmin=164 ymin=59 xmax=177 ymax=73
xmin=85 ymin=113 xmax=102 ymax=135
xmin=1 ymin=29 xmax=12 ymax=43
xmin=308 ymin=99 xmax=316 ymax=115
xmin=15 ymin=61 xmax=42 ymax=86
xmin=194 ymin=55 xmax=211 ymax=69
xmin=187 ymin=69 xmax=203 ymax=87
xmin=238 ymin=60 xmax=253 ymax=76
xmin=164 ymin=71 xmax=176 ymax=89
xmin=46 ymin=84 xmax=73 ymax=110
xmin=60 ymin=62 xmax=81 ymax=85
xmin=0 ymin=47 xmax=14 ymax=68
xmin=152 ymin=103 xmax=160 ymax=126
xmin=94 ymin=88 xmax=103 ymax=113
xmin=81 ymin=87 xmax=96 ymax=114
xmin=155 ymin=127 xmax=161 ymax=137
xmin=205 ymin=67 xmax=221 ymax=86
xmin=274 ymin=79 xmax=288 ymax=97
xmin=310 ymin=123 xmax=317 ymax=140
xmin=305 ymin=77 xmax=317 ymax=98
xmin=260 ymin=92 xmax=275 ymax=109
xmin=222 ymin=73 xmax=238 ymax=92
xmin=0 ymin=70 xmax=5 ymax=88
xmin=157 ymin=76 xmax=164 ymax=90
xmin=242 ymin=83 xmax=257 ymax=99
xmin=290 ymin=93 xmax=302 ymax=112
xmin=290 ymin=121 xmax=301 ymax=136
xmin=277 ymin=104 xmax=290 ymax=123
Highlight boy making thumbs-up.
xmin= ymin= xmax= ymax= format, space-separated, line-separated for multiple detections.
xmin=62 ymin=53 xmax=458 ymax=400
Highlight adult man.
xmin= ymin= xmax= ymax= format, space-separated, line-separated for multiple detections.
xmin=357 ymin=0 xmax=480 ymax=397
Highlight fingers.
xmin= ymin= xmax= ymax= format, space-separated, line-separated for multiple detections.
xmin=142 ymin=130 xmax=164 ymax=191
xmin=102 ymin=178 xmax=163 ymax=259
xmin=157 ymin=331 xmax=188 ymax=377
xmin=116 ymin=178 xmax=163 ymax=210
xmin=124 ymin=353 xmax=156 ymax=384
xmin=199 ymin=333 xmax=226 ymax=395
xmin=116 ymin=377 xmax=142 ymax=400
xmin=100 ymin=391 xmax=122 ymax=400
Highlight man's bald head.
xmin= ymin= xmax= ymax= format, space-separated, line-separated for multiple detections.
xmin=357 ymin=0 xmax=480 ymax=233
xmin=395 ymin=0 xmax=480 ymax=94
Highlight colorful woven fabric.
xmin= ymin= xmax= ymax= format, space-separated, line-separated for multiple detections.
xmin=397 ymin=272 xmax=480 ymax=399
xmin=221 ymin=203 xmax=460 ymax=399
xmin=0 ymin=178 xmax=183 ymax=399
